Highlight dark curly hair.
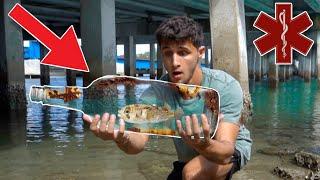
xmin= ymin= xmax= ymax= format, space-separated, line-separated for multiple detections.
xmin=155 ymin=16 xmax=204 ymax=48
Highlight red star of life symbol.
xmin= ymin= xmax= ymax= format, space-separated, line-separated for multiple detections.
xmin=253 ymin=3 xmax=314 ymax=65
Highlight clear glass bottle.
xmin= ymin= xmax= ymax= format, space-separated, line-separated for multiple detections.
xmin=30 ymin=75 xmax=219 ymax=138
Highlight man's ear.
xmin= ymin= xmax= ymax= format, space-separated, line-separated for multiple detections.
xmin=198 ymin=46 xmax=206 ymax=62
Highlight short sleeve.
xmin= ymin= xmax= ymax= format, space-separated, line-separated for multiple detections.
xmin=219 ymin=80 xmax=243 ymax=125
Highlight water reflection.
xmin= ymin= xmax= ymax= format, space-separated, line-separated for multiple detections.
xmin=24 ymin=77 xmax=85 ymax=156
xmin=250 ymin=77 xmax=319 ymax=148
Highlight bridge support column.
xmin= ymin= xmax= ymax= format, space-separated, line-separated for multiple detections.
xmin=0 ymin=0 xmax=26 ymax=112
xmin=124 ymin=35 xmax=136 ymax=76
xmin=81 ymin=0 xmax=116 ymax=86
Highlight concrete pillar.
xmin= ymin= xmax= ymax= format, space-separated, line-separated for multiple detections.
xmin=278 ymin=65 xmax=286 ymax=82
xmin=124 ymin=35 xmax=136 ymax=76
xmin=268 ymin=52 xmax=279 ymax=88
xmin=285 ymin=65 xmax=290 ymax=80
xmin=289 ymin=63 xmax=293 ymax=77
xmin=247 ymin=46 xmax=255 ymax=79
xmin=209 ymin=46 xmax=214 ymax=69
xmin=254 ymin=48 xmax=262 ymax=81
xmin=156 ymin=44 xmax=164 ymax=79
xmin=40 ymin=44 xmax=50 ymax=85
xmin=209 ymin=0 xmax=249 ymax=92
xmin=66 ymin=70 xmax=76 ymax=86
xmin=262 ymin=54 xmax=268 ymax=79
xmin=317 ymin=31 xmax=320 ymax=82
xmin=81 ymin=0 xmax=116 ymax=86
xmin=149 ymin=43 xmax=156 ymax=79
xmin=303 ymin=52 xmax=312 ymax=82
xmin=298 ymin=56 xmax=303 ymax=78
xmin=0 ymin=0 xmax=26 ymax=112
xmin=205 ymin=46 xmax=209 ymax=68
xmin=311 ymin=48 xmax=316 ymax=77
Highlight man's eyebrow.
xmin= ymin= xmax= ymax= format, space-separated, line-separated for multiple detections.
xmin=178 ymin=46 xmax=191 ymax=50
xmin=161 ymin=46 xmax=170 ymax=50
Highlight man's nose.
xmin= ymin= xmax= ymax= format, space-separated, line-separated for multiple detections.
xmin=172 ymin=53 xmax=181 ymax=67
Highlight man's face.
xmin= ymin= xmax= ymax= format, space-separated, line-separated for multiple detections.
xmin=160 ymin=40 xmax=205 ymax=84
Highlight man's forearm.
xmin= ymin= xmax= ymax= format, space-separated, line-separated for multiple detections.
xmin=116 ymin=133 xmax=148 ymax=154
xmin=196 ymin=139 xmax=235 ymax=164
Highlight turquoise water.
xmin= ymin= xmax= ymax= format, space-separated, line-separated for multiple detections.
xmin=249 ymin=78 xmax=319 ymax=149
xmin=0 ymin=76 xmax=319 ymax=179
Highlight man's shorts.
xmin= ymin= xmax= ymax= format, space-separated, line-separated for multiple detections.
xmin=167 ymin=149 xmax=241 ymax=180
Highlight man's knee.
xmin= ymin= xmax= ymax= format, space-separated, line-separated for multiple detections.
xmin=181 ymin=160 xmax=215 ymax=180
xmin=182 ymin=163 xmax=197 ymax=180
xmin=181 ymin=156 xmax=233 ymax=180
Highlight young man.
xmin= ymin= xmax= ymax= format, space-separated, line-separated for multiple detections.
xmin=83 ymin=16 xmax=252 ymax=180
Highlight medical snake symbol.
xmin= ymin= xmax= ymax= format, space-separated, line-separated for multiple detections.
xmin=279 ymin=10 xmax=288 ymax=58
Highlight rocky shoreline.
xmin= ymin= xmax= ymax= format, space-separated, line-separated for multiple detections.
xmin=258 ymin=146 xmax=320 ymax=180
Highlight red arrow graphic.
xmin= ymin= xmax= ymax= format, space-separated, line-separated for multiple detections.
xmin=8 ymin=3 xmax=89 ymax=72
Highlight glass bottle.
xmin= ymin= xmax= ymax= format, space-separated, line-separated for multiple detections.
xmin=30 ymin=75 xmax=219 ymax=138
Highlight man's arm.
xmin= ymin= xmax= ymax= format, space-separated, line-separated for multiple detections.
xmin=176 ymin=79 xmax=243 ymax=164
xmin=196 ymin=119 xmax=239 ymax=164
xmin=115 ymin=132 xmax=149 ymax=154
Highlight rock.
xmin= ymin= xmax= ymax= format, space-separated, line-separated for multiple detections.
xmin=272 ymin=166 xmax=308 ymax=180
xmin=295 ymin=151 xmax=320 ymax=172
xmin=240 ymin=91 xmax=252 ymax=124
xmin=305 ymin=171 xmax=320 ymax=180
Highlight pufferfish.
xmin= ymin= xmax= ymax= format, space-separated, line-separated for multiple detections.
xmin=118 ymin=103 xmax=183 ymax=124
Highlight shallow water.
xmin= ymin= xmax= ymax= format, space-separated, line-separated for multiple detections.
xmin=0 ymin=76 xmax=319 ymax=179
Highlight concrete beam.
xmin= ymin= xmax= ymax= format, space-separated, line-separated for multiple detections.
xmin=117 ymin=35 xmax=157 ymax=44
xmin=23 ymin=5 xmax=80 ymax=18
xmin=36 ymin=15 xmax=79 ymax=23
xmin=81 ymin=0 xmax=116 ymax=86
xmin=209 ymin=0 xmax=249 ymax=92
xmin=116 ymin=0 xmax=185 ymax=15
xmin=304 ymin=0 xmax=320 ymax=13
xmin=244 ymin=0 xmax=274 ymax=13
xmin=24 ymin=0 xmax=80 ymax=9
xmin=159 ymin=0 xmax=209 ymax=12
xmin=0 ymin=0 xmax=26 ymax=112
xmin=116 ymin=9 xmax=167 ymax=21
xmin=124 ymin=36 xmax=136 ymax=76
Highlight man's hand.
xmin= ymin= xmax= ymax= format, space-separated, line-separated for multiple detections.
xmin=82 ymin=113 xmax=129 ymax=144
xmin=177 ymin=113 xmax=239 ymax=164
xmin=176 ymin=114 xmax=214 ymax=151
xmin=82 ymin=113 xmax=149 ymax=154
